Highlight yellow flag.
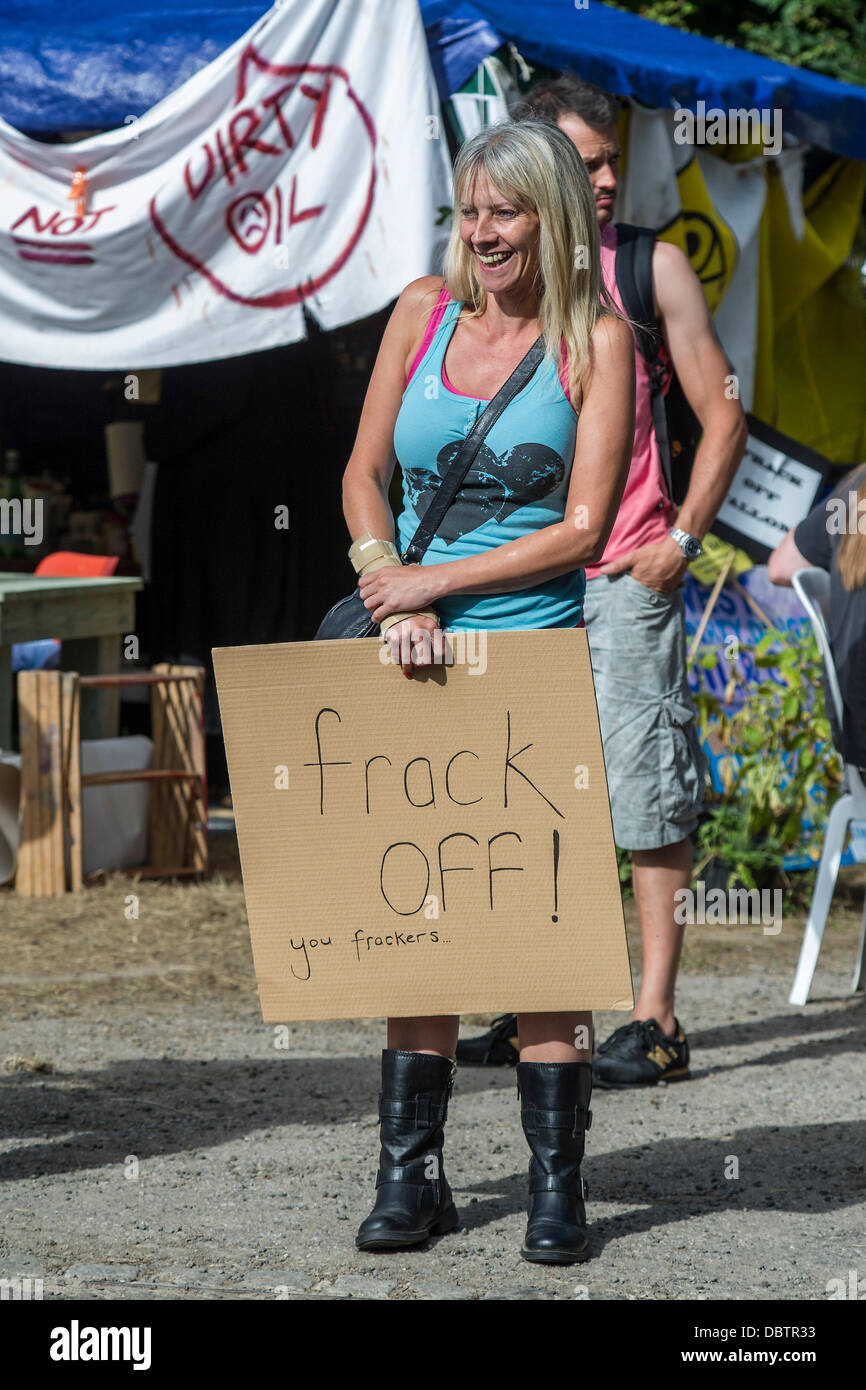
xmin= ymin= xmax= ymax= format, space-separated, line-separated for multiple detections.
xmin=752 ymin=159 xmax=866 ymax=464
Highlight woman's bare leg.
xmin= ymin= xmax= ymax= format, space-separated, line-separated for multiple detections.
xmin=517 ymin=1011 xmax=592 ymax=1062
xmin=387 ymin=1016 xmax=459 ymax=1057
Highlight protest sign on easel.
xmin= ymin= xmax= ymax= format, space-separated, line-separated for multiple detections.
xmin=712 ymin=416 xmax=831 ymax=563
xmin=687 ymin=417 xmax=831 ymax=658
xmin=213 ymin=630 xmax=633 ymax=1021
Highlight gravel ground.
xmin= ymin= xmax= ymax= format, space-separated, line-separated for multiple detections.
xmin=1 ymin=841 xmax=864 ymax=1302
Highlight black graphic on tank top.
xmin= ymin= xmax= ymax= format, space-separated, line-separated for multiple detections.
xmin=404 ymin=440 xmax=565 ymax=545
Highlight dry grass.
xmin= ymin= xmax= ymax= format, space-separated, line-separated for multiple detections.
xmin=3 ymin=1053 xmax=54 ymax=1072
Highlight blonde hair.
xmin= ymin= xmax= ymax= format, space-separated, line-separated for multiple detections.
xmin=441 ymin=119 xmax=619 ymax=406
xmin=838 ymin=467 xmax=866 ymax=591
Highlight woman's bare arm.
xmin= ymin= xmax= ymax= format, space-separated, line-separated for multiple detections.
xmin=341 ymin=275 xmax=444 ymax=541
xmin=767 ymin=527 xmax=812 ymax=586
xmin=342 ymin=276 xmax=447 ymax=674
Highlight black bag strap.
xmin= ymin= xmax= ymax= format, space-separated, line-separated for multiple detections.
xmin=614 ymin=222 xmax=674 ymax=502
xmin=401 ymin=328 xmax=545 ymax=564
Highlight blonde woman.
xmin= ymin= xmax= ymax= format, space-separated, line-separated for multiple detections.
xmin=341 ymin=119 xmax=635 ymax=1263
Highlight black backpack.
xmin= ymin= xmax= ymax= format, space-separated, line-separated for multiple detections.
xmin=613 ymin=223 xmax=702 ymax=507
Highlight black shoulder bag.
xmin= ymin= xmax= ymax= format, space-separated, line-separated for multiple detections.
xmin=315 ymin=333 xmax=546 ymax=639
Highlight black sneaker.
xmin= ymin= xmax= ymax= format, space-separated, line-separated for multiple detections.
xmin=455 ymin=1013 xmax=519 ymax=1066
xmin=592 ymin=1018 xmax=690 ymax=1089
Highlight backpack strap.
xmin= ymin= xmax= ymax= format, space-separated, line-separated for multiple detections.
xmin=614 ymin=223 xmax=658 ymax=363
xmin=614 ymin=222 xmax=673 ymax=502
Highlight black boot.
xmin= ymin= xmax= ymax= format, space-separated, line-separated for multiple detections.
xmin=516 ymin=1061 xmax=592 ymax=1264
xmin=356 ymin=1049 xmax=459 ymax=1251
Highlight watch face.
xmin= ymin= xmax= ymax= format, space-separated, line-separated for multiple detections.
xmin=684 ymin=538 xmax=702 ymax=559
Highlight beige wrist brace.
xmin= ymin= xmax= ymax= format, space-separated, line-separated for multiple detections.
xmin=348 ymin=533 xmax=439 ymax=636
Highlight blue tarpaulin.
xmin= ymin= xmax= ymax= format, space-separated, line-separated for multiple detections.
xmin=0 ymin=0 xmax=863 ymax=160
xmin=421 ymin=1 xmax=866 ymax=162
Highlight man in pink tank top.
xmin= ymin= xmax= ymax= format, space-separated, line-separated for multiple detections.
xmin=458 ymin=77 xmax=746 ymax=1086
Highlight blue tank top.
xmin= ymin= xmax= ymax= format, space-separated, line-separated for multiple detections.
xmin=394 ymin=297 xmax=584 ymax=630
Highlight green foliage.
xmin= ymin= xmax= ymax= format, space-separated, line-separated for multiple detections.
xmin=739 ymin=0 xmax=866 ymax=84
xmin=610 ymin=627 xmax=842 ymax=908
xmin=694 ymin=801 xmax=788 ymax=891
xmin=616 ymin=844 xmax=634 ymax=897
xmin=606 ymin=0 xmax=866 ymax=85
xmin=691 ymin=624 xmax=843 ymax=893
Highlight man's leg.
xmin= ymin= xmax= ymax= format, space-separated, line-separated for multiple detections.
xmin=585 ymin=572 xmax=703 ymax=1087
xmin=455 ymin=577 xmax=702 ymax=1074
xmin=631 ymin=837 xmax=692 ymax=1037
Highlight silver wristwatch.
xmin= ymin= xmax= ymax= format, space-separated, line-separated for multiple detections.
xmin=669 ymin=527 xmax=703 ymax=561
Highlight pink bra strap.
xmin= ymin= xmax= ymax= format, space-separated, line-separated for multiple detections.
xmin=559 ymin=341 xmax=571 ymax=404
xmin=406 ymin=284 xmax=451 ymax=385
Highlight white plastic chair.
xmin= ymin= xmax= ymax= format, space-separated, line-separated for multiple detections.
xmin=789 ymin=568 xmax=866 ymax=1005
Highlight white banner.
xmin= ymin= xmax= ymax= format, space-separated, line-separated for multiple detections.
xmin=0 ymin=0 xmax=452 ymax=369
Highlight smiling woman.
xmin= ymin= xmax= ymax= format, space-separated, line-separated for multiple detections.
xmin=443 ymin=119 xmax=615 ymax=407
xmin=347 ymin=121 xmax=633 ymax=648
xmin=337 ymin=117 xmax=636 ymax=1266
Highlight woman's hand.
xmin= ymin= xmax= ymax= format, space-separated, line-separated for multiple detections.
xmin=358 ymin=562 xmax=442 ymax=618
xmin=381 ymin=615 xmax=447 ymax=677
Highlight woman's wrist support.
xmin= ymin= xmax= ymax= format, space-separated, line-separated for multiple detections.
xmin=348 ymin=533 xmax=439 ymax=634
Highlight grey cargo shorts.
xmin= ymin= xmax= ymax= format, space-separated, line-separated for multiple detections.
xmin=582 ymin=572 xmax=706 ymax=851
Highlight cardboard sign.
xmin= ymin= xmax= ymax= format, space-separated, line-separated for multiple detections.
xmin=213 ymin=630 xmax=633 ymax=1022
xmin=713 ymin=416 xmax=831 ymax=562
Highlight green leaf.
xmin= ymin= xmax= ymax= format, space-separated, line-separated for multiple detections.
xmin=603 ymin=0 xmax=866 ymax=85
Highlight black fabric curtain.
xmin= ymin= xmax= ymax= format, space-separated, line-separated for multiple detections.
xmin=0 ymin=300 xmax=395 ymax=775
xmin=145 ymin=306 xmax=394 ymax=741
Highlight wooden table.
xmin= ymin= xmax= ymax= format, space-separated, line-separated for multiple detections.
xmin=0 ymin=574 xmax=143 ymax=747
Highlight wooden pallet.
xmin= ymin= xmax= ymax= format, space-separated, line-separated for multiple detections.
xmin=15 ymin=665 xmax=207 ymax=896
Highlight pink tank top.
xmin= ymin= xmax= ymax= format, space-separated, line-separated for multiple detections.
xmin=407 ymin=284 xmax=572 ymax=404
xmin=584 ymin=224 xmax=678 ymax=578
